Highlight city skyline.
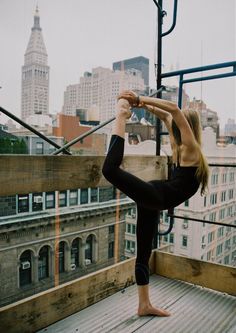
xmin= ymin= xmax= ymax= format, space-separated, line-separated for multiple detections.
xmin=0 ymin=0 xmax=235 ymax=128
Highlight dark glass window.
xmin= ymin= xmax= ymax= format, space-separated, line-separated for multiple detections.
xmin=85 ymin=235 xmax=93 ymax=261
xmin=90 ymin=188 xmax=98 ymax=202
xmin=38 ymin=246 xmax=49 ymax=280
xmin=80 ymin=189 xmax=88 ymax=204
xmin=19 ymin=250 xmax=32 ymax=287
xmin=71 ymin=238 xmax=80 ymax=268
xmin=108 ymin=241 xmax=114 ymax=259
xmin=18 ymin=194 xmax=29 ymax=213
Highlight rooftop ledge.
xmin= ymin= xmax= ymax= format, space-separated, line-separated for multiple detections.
xmin=0 ymin=251 xmax=235 ymax=333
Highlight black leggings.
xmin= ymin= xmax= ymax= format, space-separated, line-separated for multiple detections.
xmin=102 ymin=135 xmax=162 ymax=285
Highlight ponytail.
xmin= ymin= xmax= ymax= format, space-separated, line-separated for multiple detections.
xmin=195 ymin=146 xmax=210 ymax=196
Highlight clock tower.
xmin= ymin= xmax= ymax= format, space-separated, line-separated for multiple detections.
xmin=21 ymin=6 xmax=50 ymax=121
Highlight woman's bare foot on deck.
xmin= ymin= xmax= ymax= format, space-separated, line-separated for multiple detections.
xmin=138 ymin=304 xmax=171 ymax=317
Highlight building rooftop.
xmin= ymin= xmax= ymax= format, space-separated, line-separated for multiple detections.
xmin=39 ymin=274 xmax=236 ymax=333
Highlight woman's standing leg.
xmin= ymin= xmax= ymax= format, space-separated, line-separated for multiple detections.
xmin=103 ymin=99 xmax=170 ymax=316
xmin=136 ymin=205 xmax=170 ymax=316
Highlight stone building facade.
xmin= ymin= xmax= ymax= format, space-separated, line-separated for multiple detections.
xmin=0 ymin=189 xmax=134 ymax=306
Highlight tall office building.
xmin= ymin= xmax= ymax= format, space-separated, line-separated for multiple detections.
xmin=113 ymin=56 xmax=149 ymax=87
xmin=21 ymin=6 xmax=50 ymax=122
xmin=62 ymin=67 xmax=145 ymax=122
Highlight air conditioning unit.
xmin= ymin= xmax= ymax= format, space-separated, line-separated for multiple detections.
xmin=34 ymin=196 xmax=43 ymax=203
xmin=84 ymin=259 xmax=91 ymax=265
xmin=130 ymin=248 xmax=135 ymax=254
xmin=182 ymin=223 xmax=188 ymax=229
xmin=71 ymin=264 xmax=76 ymax=270
xmin=201 ymin=243 xmax=206 ymax=249
xmin=21 ymin=261 xmax=31 ymax=270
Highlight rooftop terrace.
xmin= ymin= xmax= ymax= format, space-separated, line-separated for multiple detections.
xmin=0 ymin=155 xmax=235 ymax=333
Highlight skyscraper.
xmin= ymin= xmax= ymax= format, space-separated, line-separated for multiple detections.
xmin=21 ymin=6 xmax=49 ymax=121
xmin=113 ymin=56 xmax=149 ymax=87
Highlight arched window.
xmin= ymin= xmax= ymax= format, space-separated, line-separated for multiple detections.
xmin=38 ymin=245 xmax=49 ymax=280
xmin=19 ymin=250 xmax=32 ymax=287
xmin=85 ymin=235 xmax=93 ymax=262
xmin=58 ymin=242 xmax=65 ymax=273
xmin=71 ymin=238 xmax=80 ymax=268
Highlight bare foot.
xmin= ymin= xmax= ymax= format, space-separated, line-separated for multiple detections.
xmin=138 ymin=304 xmax=171 ymax=317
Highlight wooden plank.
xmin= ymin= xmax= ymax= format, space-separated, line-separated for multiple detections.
xmin=0 ymin=155 xmax=167 ymax=196
xmin=155 ymin=251 xmax=236 ymax=296
xmin=0 ymin=257 xmax=136 ymax=333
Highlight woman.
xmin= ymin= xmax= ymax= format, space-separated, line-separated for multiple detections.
xmin=102 ymin=91 xmax=209 ymax=317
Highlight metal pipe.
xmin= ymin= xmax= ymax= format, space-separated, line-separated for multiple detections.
xmin=182 ymin=71 xmax=236 ymax=84
xmin=161 ymin=60 xmax=236 ymax=78
xmin=162 ymin=0 xmax=178 ymax=37
xmin=0 ymin=106 xmax=71 ymax=155
xmin=167 ymin=214 xmax=236 ymax=228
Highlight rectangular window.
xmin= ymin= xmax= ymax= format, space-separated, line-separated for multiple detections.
xmin=225 ymin=239 xmax=231 ymax=250
xmin=18 ymin=194 xmax=29 ymax=213
xmin=217 ymin=227 xmax=224 ymax=238
xmin=169 ymin=233 xmax=174 ymax=244
xmin=127 ymin=224 xmax=131 ymax=233
xmin=59 ymin=191 xmax=67 ymax=207
xmin=132 ymin=224 xmax=136 ymax=234
xmin=69 ymin=190 xmax=78 ymax=206
xmin=46 ymin=192 xmax=55 ymax=209
xmin=182 ymin=235 xmax=188 ymax=247
xmin=216 ymin=244 xmax=223 ymax=256
xmin=207 ymin=250 xmax=212 ymax=261
xmin=221 ymin=191 xmax=226 ymax=202
xmin=229 ymin=172 xmax=235 ymax=182
xmin=222 ymin=173 xmax=227 ymax=184
xmin=209 ymin=212 xmax=216 ymax=222
xmin=90 ymin=188 xmax=98 ymax=202
xmin=208 ymin=231 xmax=215 ymax=243
xmin=210 ymin=193 xmax=217 ymax=205
xmin=99 ymin=187 xmax=115 ymax=202
xmin=32 ymin=192 xmax=43 ymax=212
xmin=219 ymin=209 xmax=225 ymax=221
xmin=80 ymin=189 xmax=88 ymax=204
xmin=36 ymin=142 xmax=44 ymax=155
xmin=224 ymin=255 xmax=229 ymax=265
xmin=228 ymin=189 xmax=234 ymax=200
xmin=184 ymin=200 xmax=189 ymax=207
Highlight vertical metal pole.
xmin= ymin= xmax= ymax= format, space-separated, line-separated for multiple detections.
xmin=153 ymin=0 xmax=163 ymax=249
xmin=156 ymin=0 xmax=163 ymax=156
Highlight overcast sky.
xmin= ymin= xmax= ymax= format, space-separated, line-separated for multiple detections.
xmin=0 ymin=0 xmax=235 ymax=128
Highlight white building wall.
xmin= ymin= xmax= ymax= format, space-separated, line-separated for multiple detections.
xmin=62 ymin=67 xmax=145 ymax=122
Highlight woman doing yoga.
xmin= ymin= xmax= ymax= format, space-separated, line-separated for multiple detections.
xmin=102 ymin=91 xmax=209 ymax=317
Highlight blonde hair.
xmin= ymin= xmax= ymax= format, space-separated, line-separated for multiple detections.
xmin=172 ymin=109 xmax=209 ymax=195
